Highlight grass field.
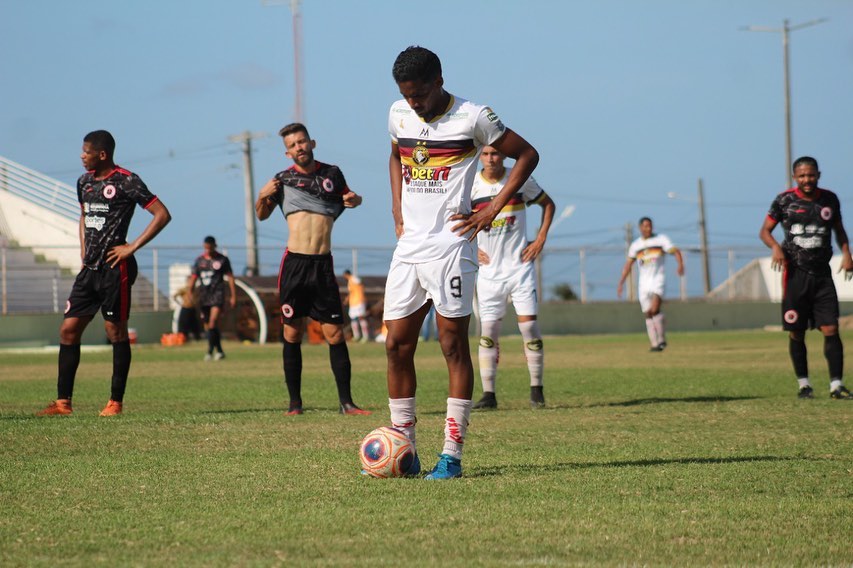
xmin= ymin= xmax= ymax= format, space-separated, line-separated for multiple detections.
xmin=1 ymin=330 xmax=851 ymax=566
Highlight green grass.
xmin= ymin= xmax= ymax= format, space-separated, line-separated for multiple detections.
xmin=1 ymin=330 xmax=851 ymax=566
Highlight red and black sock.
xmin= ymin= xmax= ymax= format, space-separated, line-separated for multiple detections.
xmin=329 ymin=341 xmax=353 ymax=405
xmin=111 ymin=340 xmax=132 ymax=402
xmin=283 ymin=340 xmax=302 ymax=408
xmin=57 ymin=343 xmax=81 ymax=400
xmin=824 ymin=333 xmax=843 ymax=379
xmin=789 ymin=336 xmax=808 ymax=378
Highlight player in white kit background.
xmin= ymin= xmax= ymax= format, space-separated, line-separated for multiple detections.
xmin=617 ymin=217 xmax=684 ymax=351
xmin=471 ymin=145 xmax=555 ymax=410
xmin=384 ymin=46 xmax=539 ymax=479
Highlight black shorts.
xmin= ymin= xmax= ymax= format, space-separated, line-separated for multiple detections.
xmin=782 ymin=267 xmax=838 ymax=330
xmin=277 ymin=250 xmax=343 ymax=325
xmin=65 ymin=257 xmax=138 ymax=322
xmin=199 ymin=287 xmax=225 ymax=310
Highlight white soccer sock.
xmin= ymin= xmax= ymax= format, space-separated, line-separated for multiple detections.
xmin=798 ymin=378 xmax=812 ymax=389
xmin=442 ymin=397 xmax=472 ymax=459
xmin=388 ymin=397 xmax=417 ymax=450
xmin=518 ymin=320 xmax=544 ymax=387
xmin=830 ymin=379 xmax=843 ymax=392
xmin=645 ymin=318 xmax=659 ymax=347
xmin=350 ymin=320 xmax=361 ymax=340
xmin=478 ymin=320 xmax=502 ymax=393
xmin=652 ymin=313 xmax=666 ymax=344
xmin=359 ymin=318 xmax=370 ymax=339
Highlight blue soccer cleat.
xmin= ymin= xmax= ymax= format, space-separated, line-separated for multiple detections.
xmin=424 ymin=453 xmax=462 ymax=480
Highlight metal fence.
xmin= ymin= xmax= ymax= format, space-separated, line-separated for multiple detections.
xmin=1 ymin=241 xmax=770 ymax=315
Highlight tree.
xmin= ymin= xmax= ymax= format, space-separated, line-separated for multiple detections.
xmin=552 ymin=282 xmax=577 ymax=301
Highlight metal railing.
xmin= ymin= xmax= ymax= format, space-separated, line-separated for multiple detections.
xmin=0 ymin=156 xmax=79 ymax=222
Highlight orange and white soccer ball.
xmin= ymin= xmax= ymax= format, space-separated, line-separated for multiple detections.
xmin=359 ymin=426 xmax=415 ymax=478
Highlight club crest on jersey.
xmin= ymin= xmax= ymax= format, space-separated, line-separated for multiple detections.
xmin=103 ymin=184 xmax=116 ymax=199
xmin=784 ymin=310 xmax=798 ymax=324
xmin=322 ymin=178 xmax=335 ymax=193
xmin=281 ymin=304 xmax=294 ymax=318
xmin=212 ymin=261 xmax=222 ymax=270
xmin=820 ymin=207 xmax=833 ymax=221
xmin=412 ymin=143 xmax=430 ymax=166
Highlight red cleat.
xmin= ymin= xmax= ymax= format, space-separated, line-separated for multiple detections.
xmin=99 ymin=400 xmax=123 ymax=417
xmin=36 ymin=399 xmax=73 ymax=416
xmin=340 ymin=402 xmax=371 ymax=416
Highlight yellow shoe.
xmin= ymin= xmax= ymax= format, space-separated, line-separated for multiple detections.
xmin=36 ymin=399 xmax=73 ymax=416
xmin=99 ymin=400 xmax=123 ymax=417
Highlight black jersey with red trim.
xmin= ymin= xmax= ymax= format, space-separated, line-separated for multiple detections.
xmin=269 ymin=162 xmax=349 ymax=220
xmin=192 ymin=252 xmax=233 ymax=300
xmin=77 ymin=167 xmax=158 ymax=269
xmin=767 ymin=187 xmax=842 ymax=274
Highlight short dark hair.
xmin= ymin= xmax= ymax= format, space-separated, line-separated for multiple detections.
xmin=204 ymin=236 xmax=216 ymax=246
xmin=343 ymin=269 xmax=352 ymax=276
xmin=639 ymin=217 xmax=653 ymax=226
xmin=83 ymin=130 xmax=116 ymax=159
xmin=392 ymin=46 xmax=442 ymax=83
xmin=278 ymin=123 xmax=310 ymax=140
xmin=792 ymin=156 xmax=819 ymax=173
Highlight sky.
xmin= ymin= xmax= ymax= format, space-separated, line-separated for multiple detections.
xmin=2 ymin=0 xmax=852 ymax=299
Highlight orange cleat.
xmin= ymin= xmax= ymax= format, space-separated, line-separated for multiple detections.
xmin=99 ymin=400 xmax=123 ymax=417
xmin=340 ymin=402 xmax=372 ymax=416
xmin=36 ymin=399 xmax=73 ymax=416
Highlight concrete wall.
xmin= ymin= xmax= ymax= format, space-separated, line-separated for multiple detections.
xmin=0 ymin=189 xmax=80 ymax=270
xmin=0 ymin=311 xmax=173 ymax=347
xmin=494 ymin=300 xmax=853 ymax=335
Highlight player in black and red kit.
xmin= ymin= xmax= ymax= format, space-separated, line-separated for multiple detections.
xmin=190 ymin=236 xmax=236 ymax=361
xmin=760 ymin=156 xmax=853 ymax=400
xmin=37 ymin=130 xmax=171 ymax=416
xmin=255 ymin=123 xmax=370 ymax=416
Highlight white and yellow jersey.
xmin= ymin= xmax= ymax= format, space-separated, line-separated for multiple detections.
xmin=472 ymin=167 xmax=546 ymax=282
xmin=628 ymin=234 xmax=677 ymax=290
xmin=389 ymin=95 xmax=507 ymax=263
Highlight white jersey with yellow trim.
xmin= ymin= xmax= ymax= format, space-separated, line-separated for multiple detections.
xmin=388 ymin=95 xmax=507 ymax=263
xmin=472 ymin=167 xmax=546 ymax=282
xmin=627 ymin=233 xmax=677 ymax=291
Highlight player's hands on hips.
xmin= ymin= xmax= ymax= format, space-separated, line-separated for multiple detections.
xmin=522 ymin=238 xmax=545 ymax=263
xmin=451 ymin=209 xmax=493 ymax=240
xmin=478 ymin=249 xmax=490 ymax=265
xmin=106 ymin=244 xmax=134 ymax=268
xmin=770 ymin=245 xmax=787 ymax=272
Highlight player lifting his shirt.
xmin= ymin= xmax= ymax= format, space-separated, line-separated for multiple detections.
xmin=256 ymin=123 xmax=371 ymax=416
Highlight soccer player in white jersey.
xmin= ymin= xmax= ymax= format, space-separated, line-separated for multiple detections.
xmin=385 ymin=46 xmax=539 ymax=479
xmin=471 ymin=146 xmax=555 ymax=411
xmin=617 ymin=217 xmax=685 ymax=351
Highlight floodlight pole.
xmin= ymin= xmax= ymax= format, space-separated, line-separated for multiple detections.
xmin=741 ymin=18 xmax=827 ymax=187
xmin=697 ymin=178 xmax=711 ymax=295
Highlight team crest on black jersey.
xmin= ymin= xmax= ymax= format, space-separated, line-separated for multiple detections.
xmin=412 ymin=143 xmax=430 ymax=166
xmin=820 ymin=207 xmax=833 ymax=221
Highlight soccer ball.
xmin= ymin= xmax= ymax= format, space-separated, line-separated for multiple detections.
xmin=359 ymin=426 xmax=415 ymax=478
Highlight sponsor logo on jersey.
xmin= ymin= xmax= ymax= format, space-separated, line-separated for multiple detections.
xmin=820 ymin=207 xmax=832 ymax=221
xmin=784 ymin=309 xmax=798 ymax=324
xmin=85 ymin=216 xmax=106 ymax=231
xmin=103 ymin=184 xmax=116 ymax=199
xmin=84 ymin=203 xmax=109 ymax=213
xmin=403 ymin=165 xmax=451 ymax=183
xmin=419 ymin=127 xmax=429 ymax=138
xmin=281 ymin=304 xmax=294 ymax=318
xmin=485 ymin=108 xmax=499 ymax=123
xmin=412 ymin=144 xmax=430 ymax=165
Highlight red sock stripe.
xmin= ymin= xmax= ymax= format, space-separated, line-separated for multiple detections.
xmin=119 ymin=260 xmax=130 ymax=321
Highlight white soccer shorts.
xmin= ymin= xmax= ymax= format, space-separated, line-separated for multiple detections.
xmin=638 ymin=277 xmax=665 ymax=312
xmin=476 ymin=263 xmax=538 ymax=321
xmin=384 ymin=241 xmax=478 ymax=320
xmin=348 ymin=303 xmax=367 ymax=319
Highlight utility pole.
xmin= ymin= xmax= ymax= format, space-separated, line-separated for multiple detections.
xmin=228 ymin=131 xmax=267 ymax=276
xmin=741 ymin=18 xmax=827 ymax=187
xmin=697 ymin=178 xmax=711 ymax=295
xmin=263 ymin=0 xmax=304 ymax=122
xmin=625 ymin=222 xmax=635 ymax=301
